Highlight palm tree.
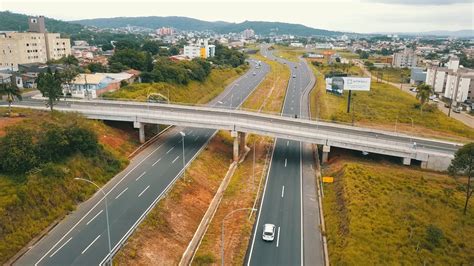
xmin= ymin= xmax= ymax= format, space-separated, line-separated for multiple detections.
xmin=416 ymin=83 xmax=433 ymax=113
xmin=1 ymin=78 xmax=22 ymax=114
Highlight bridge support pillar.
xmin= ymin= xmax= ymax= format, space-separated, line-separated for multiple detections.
xmin=322 ymin=145 xmax=330 ymax=163
xmin=231 ymin=131 xmax=248 ymax=162
xmin=231 ymin=131 xmax=239 ymax=162
xmin=134 ymin=121 xmax=145 ymax=144
xmin=403 ymin=157 xmax=411 ymax=166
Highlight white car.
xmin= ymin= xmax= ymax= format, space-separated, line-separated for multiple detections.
xmin=262 ymin=224 xmax=276 ymax=241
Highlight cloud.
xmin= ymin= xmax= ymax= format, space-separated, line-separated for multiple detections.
xmin=366 ymin=0 xmax=472 ymax=5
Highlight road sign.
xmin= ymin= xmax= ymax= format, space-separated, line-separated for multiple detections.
xmin=322 ymin=176 xmax=334 ymax=183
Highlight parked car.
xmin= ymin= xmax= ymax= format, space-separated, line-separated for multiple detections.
xmin=453 ymin=107 xmax=461 ymax=113
xmin=262 ymin=224 xmax=276 ymax=241
xmin=292 ymin=75 xmax=296 ymax=78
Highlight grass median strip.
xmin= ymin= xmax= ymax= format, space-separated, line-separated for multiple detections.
xmin=193 ymin=51 xmax=290 ymax=265
xmin=241 ymin=53 xmax=290 ymax=113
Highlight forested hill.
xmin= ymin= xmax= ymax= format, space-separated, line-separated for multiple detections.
xmin=0 ymin=11 xmax=84 ymax=36
xmin=74 ymin=16 xmax=344 ymax=36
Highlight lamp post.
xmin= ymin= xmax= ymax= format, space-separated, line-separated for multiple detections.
xmin=179 ymin=131 xmax=186 ymax=181
xmin=74 ymin=178 xmax=112 ymax=264
xmin=221 ymin=208 xmax=257 ymax=266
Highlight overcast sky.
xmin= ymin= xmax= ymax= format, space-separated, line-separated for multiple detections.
xmin=1 ymin=0 xmax=473 ymax=33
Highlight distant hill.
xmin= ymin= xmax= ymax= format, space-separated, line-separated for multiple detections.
xmin=74 ymin=16 xmax=343 ymax=36
xmin=0 ymin=11 xmax=84 ymax=36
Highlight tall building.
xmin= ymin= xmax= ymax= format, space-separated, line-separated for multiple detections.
xmin=426 ymin=57 xmax=474 ymax=102
xmin=392 ymin=48 xmax=417 ymax=68
xmin=242 ymin=29 xmax=255 ymax=39
xmin=0 ymin=16 xmax=71 ymax=70
xmin=183 ymin=39 xmax=215 ymax=59
xmin=157 ymin=27 xmax=174 ymax=36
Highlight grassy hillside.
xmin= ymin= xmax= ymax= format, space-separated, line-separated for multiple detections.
xmin=309 ymin=62 xmax=474 ymax=142
xmin=0 ymin=109 xmax=138 ymax=263
xmin=322 ymin=155 xmax=474 ymax=264
xmin=103 ymin=67 xmax=247 ymax=104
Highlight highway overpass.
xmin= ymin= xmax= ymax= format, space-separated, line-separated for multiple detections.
xmin=16 ymin=99 xmax=461 ymax=171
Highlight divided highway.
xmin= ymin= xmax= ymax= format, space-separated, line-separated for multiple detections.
xmin=14 ymin=60 xmax=269 ymax=265
xmin=247 ymin=48 xmax=324 ymax=265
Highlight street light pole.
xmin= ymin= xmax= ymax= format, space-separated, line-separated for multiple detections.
xmin=74 ymin=178 xmax=112 ymax=264
xmin=179 ymin=131 xmax=186 ymax=181
xmin=221 ymin=208 xmax=257 ymax=266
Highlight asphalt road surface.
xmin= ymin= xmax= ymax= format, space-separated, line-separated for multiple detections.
xmin=13 ymin=59 xmax=269 ymax=266
xmin=247 ymin=47 xmax=324 ymax=266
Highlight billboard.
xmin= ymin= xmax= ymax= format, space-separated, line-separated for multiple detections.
xmin=342 ymin=77 xmax=371 ymax=91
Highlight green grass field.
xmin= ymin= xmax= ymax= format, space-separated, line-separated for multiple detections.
xmin=103 ymin=66 xmax=247 ymax=104
xmin=322 ymin=157 xmax=474 ymax=265
xmin=273 ymin=45 xmax=306 ymax=62
xmin=370 ymin=67 xmax=411 ymax=83
xmin=309 ymin=62 xmax=474 ymax=142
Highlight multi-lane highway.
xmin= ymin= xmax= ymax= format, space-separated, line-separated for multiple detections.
xmin=14 ymin=60 xmax=269 ymax=265
xmin=247 ymin=48 xmax=324 ymax=265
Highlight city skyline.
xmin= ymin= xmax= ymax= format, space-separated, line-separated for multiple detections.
xmin=1 ymin=0 xmax=472 ymax=33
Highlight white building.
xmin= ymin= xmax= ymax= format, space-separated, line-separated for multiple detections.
xmin=0 ymin=16 xmax=71 ymax=70
xmin=289 ymin=42 xmax=304 ymax=48
xmin=392 ymin=48 xmax=417 ymax=68
xmin=426 ymin=57 xmax=474 ymax=102
xmin=183 ymin=39 xmax=215 ymax=59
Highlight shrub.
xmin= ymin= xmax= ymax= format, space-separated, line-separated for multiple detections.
xmin=425 ymin=224 xmax=444 ymax=250
xmin=0 ymin=126 xmax=38 ymax=175
xmin=194 ymin=253 xmax=216 ymax=265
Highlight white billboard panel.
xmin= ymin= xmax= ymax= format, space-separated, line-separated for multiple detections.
xmin=342 ymin=77 xmax=371 ymax=91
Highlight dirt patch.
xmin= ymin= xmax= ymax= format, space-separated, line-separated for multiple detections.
xmin=115 ymin=132 xmax=234 ymax=265
xmin=0 ymin=117 xmax=24 ymax=137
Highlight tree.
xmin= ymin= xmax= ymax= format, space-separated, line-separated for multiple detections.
xmin=101 ymin=43 xmax=114 ymax=51
xmin=57 ymin=66 xmax=78 ymax=97
xmin=415 ymin=83 xmax=433 ymax=112
xmin=359 ymin=51 xmax=370 ymax=59
xmin=108 ymin=48 xmax=146 ymax=71
xmin=0 ymin=126 xmax=38 ymax=175
xmin=448 ymin=142 xmax=474 ymax=215
xmin=0 ymin=78 xmax=22 ymax=114
xmin=37 ymin=69 xmax=63 ymax=111
xmin=87 ymin=62 xmax=107 ymax=73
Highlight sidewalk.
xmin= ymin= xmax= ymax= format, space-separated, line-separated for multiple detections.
xmin=354 ymin=60 xmax=474 ymax=128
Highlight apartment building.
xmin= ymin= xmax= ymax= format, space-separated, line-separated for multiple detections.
xmin=0 ymin=16 xmax=71 ymax=70
xmin=426 ymin=57 xmax=474 ymax=102
xmin=392 ymin=48 xmax=417 ymax=68
xmin=183 ymin=39 xmax=215 ymax=59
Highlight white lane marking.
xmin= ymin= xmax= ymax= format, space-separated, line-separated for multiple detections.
xmin=276 ymin=227 xmax=281 ymax=247
xmin=281 ymin=186 xmax=285 ymax=198
xmin=81 ymin=235 xmax=101 ymax=255
xmin=188 ymin=130 xmax=193 ymax=135
xmin=152 ymin=158 xmax=162 ymax=166
xmin=86 ymin=209 xmax=103 ymax=225
xmin=34 ymin=142 xmax=165 ymax=265
xmin=194 ymin=136 xmax=199 ymax=141
xmin=172 ymin=156 xmax=180 ymax=164
xmin=135 ymin=171 xmax=146 ymax=181
xmin=300 ymin=142 xmax=304 ymax=266
xmin=115 ymin=187 xmax=128 ymax=200
xmin=138 ymin=185 xmax=150 ymax=198
xmin=287 ymin=141 xmax=289 ymax=146
xmin=166 ymin=147 xmax=174 ymax=154
xmin=285 ymin=158 xmax=287 ymax=167
xmin=49 ymin=237 xmax=72 ymax=258
xmin=247 ymin=141 xmax=276 ymax=265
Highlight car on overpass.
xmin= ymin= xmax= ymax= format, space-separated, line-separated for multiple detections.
xmin=262 ymin=223 xmax=276 ymax=241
